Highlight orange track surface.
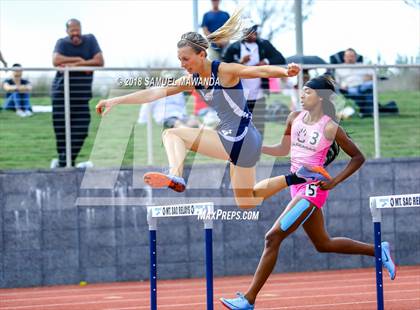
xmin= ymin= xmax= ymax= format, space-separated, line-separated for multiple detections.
xmin=1 ymin=266 xmax=419 ymax=310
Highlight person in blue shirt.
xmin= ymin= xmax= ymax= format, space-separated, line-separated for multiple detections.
xmin=50 ymin=18 xmax=104 ymax=168
xmin=201 ymin=0 xmax=230 ymax=60
xmin=96 ymin=10 xmax=330 ymax=210
xmin=2 ymin=63 xmax=33 ymax=117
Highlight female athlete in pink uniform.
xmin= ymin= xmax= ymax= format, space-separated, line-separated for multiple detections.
xmin=220 ymin=75 xmax=396 ymax=310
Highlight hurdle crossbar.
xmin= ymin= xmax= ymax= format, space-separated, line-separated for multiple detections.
xmin=369 ymin=193 xmax=420 ymax=310
xmin=147 ymin=202 xmax=214 ymax=310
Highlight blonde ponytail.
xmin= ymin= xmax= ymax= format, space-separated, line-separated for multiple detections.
xmin=206 ymin=8 xmax=245 ymax=44
xmin=177 ymin=7 xmax=247 ymax=55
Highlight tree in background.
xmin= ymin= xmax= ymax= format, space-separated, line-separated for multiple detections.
xmin=402 ymin=0 xmax=420 ymax=9
xmin=232 ymin=0 xmax=314 ymax=41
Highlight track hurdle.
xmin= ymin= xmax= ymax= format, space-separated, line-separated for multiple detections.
xmin=147 ymin=202 xmax=214 ymax=310
xmin=369 ymin=193 xmax=420 ymax=310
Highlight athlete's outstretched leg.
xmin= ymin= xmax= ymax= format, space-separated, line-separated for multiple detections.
xmin=230 ymin=166 xmax=327 ymax=209
xmin=252 ymin=166 xmax=332 ymax=202
xmin=303 ymin=207 xmax=396 ymax=279
xmin=252 ymin=175 xmax=289 ymax=201
xmin=163 ymin=127 xmax=229 ymax=175
xmin=144 ymin=127 xmax=229 ymax=191
xmin=231 ymin=171 xmax=294 ymax=209
xmin=303 ymin=207 xmax=374 ymax=256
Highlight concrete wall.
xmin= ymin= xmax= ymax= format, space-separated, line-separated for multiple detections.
xmin=1 ymin=158 xmax=419 ymax=288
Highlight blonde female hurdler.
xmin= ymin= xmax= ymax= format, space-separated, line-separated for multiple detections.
xmin=96 ymin=10 xmax=329 ymax=209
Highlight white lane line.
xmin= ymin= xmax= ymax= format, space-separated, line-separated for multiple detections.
xmin=0 ymin=273 xmax=418 ymax=298
xmin=1 ymin=267 xmax=419 ymax=297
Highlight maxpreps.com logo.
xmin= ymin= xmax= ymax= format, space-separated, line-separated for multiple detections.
xmin=197 ymin=209 xmax=259 ymax=221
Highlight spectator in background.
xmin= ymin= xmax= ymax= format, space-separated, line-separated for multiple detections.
xmin=192 ymin=89 xmax=208 ymax=116
xmin=138 ymin=92 xmax=200 ymax=129
xmin=2 ymin=64 xmax=33 ymax=117
xmin=201 ymin=0 xmax=230 ymax=60
xmin=50 ymin=18 xmax=104 ymax=168
xmin=196 ymin=0 xmax=230 ymax=127
xmin=335 ymin=48 xmax=398 ymax=118
xmin=222 ymin=24 xmax=286 ymax=137
xmin=0 ymin=50 xmax=7 ymax=67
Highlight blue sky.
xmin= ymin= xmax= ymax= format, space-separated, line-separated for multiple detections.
xmin=0 ymin=0 xmax=419 ymax=67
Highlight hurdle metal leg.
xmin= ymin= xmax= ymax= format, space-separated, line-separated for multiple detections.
xmin=205 ymin=227 xmax=213 ymax=310
xmin=148 ymin=211 xmax=158 ymax=310
xmin=370 ymin=194 xmax=420 ymax=310
xmin=149 ymin=229 xmax=157 ymax=310
xmin=370 ymin=198 xmax=384 ymax=310
xmin=373 ymin=222 xmax=384 ymax=310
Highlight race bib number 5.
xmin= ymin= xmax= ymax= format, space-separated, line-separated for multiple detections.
xmin=305 ymin=184 xmax=317 ymax=197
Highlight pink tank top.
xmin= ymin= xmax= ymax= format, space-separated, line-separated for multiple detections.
xmin=290 ymin=111 xmax=333 ymax=173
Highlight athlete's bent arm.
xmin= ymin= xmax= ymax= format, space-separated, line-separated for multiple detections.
xmin=53 ymin=53 xmax=84 ymax=66
xmin=318 ymin=125 xmax=365 ymax=190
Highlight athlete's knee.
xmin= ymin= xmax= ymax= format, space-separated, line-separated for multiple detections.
xmin=162 ymin=128 xmax=175 ymax=140
xmin=161 ymin=128 xmax=170 ymax=140
xmin=264 ymin=230 xmax=282 ymax=250
xmin=162 ymin=128 xmax=173 ymax=139
xmin=314 ymin=240 xmax=332 ymax=253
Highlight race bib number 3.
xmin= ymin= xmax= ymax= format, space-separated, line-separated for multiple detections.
xmin=305 ymin=184 xmax=317 ymax=197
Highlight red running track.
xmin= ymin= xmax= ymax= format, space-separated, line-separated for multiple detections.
xmin=0 ymin=266 xmax=419 ymax=310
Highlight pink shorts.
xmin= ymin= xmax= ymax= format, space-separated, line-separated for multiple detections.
xmin=290 ymin=182 xmax=329 ymax=209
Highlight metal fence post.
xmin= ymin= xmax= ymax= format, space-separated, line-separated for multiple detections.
xmin=147 ymin=102 xmax=154 ymax=165
xmin=204 ymin=218 xmax=214 ymax=310
xmin=64 ymin=68 xmax=72 ymax=167
xmin=297 ymin=69 xmax=303 ymax=111
xmin=372 ymin=68 xmax=381 ymax=158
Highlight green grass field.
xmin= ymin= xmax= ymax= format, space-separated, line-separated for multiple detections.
xmin=0 ymin=90 xmax=419 ymax=170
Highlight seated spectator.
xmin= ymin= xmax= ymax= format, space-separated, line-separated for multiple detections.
xmin=330 ymin=49 xmax=363 ymax=65
xmin=138 ymin=92 xmax=200 ymax=128
xmin=2 ymin=63 xmax=33 ymax=117
xmin=335 ymin=48 xmax=398 ymax=118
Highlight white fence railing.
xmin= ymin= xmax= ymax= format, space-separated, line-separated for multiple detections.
xmin=0 ymin=64 xmax=419 ymax=169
